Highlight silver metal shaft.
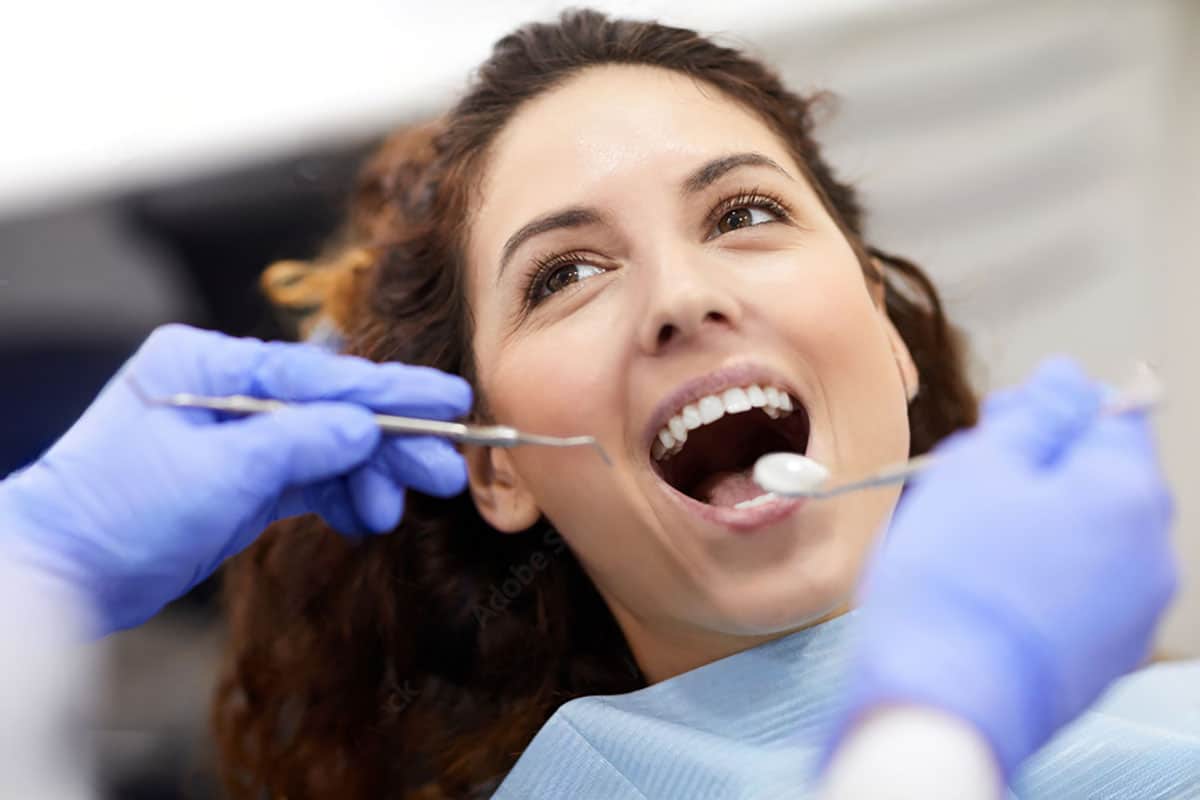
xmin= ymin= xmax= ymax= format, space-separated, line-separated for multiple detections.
xmin=775 ymin=362 xmax=1162 ymax=500
xmin=798 ymin=453 xmax=938 ymax=499
xmin=129 ymin=380 xmax=611 ymax=465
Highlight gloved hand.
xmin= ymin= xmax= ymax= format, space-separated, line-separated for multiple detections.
xmin=0 ymin=324 xmax=472 ymax=635
xmin=826 ymin=358 xmax=1177 ymax=781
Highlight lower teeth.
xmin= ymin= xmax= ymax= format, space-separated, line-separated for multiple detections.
xmin=733 ymin=492 xmax=778 ymax=510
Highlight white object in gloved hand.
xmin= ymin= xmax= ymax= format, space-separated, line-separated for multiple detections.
xmin=0 ymin=324 xmax=472 ymax=635
xmin=823 ymin=358 xmax=1177 ymax=782
xmin=821 ymin=705 xmax=1005 ymax=800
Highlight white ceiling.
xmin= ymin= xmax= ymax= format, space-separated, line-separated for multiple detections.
xmin=0 ymin=0 xmax=944 ymax=216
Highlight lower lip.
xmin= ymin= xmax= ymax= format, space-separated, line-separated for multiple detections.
xmin=655 ymin=476 xmax=805 ymax=533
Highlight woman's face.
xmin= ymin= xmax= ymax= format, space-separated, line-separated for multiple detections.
xmin=464 ymin=65 xmax=915 ymax=679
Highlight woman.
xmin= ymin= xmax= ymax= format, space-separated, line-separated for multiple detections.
xmin=205 ymin=10 xmax=1185 ymax=799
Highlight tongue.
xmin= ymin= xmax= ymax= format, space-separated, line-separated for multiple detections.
xmin=693 ymin=469 xmax=765 ymax=507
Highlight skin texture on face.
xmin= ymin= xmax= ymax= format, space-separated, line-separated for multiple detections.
xmin=463 ymin=65 xmax=917 ymax=682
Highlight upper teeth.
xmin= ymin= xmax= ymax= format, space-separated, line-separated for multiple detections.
xmin=652 ymin=384 xmax=796 ymax=461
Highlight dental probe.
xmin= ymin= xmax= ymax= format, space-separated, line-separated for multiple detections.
xmin=126 ymin=377 xmax=612 ymax=465
xmin=752 ymin=362 xmax=1162 ymax=502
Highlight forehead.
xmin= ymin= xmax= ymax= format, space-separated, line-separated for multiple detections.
xmin=469 ymin=65 xmax=799 ymax=256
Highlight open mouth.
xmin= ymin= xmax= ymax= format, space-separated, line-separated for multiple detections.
xmin=650 ymin=383 xmax=809 ymax=509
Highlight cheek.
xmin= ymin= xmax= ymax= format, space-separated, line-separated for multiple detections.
xmin=765 ymin=245 xmax=910 ymax=461
xmin=764 ymin=247 xmax=885 ymax=368
xmin=484 ymin=328 xmax=614 ymax=435
xmin=477 ymin=325 xmax=631 ymax=526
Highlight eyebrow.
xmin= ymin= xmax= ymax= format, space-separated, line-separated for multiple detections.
xmin=498 ymin=207 xmax=605 ymax=282
xmin=496 ymin=152 xmax=794 ymax=281
xmin=681 ymin=152 xmax=795 ymax=195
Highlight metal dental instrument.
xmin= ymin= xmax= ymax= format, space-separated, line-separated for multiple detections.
xmin=752 ymin=362 xmax=1163 ymax=502
xmin=126 ymin=378 xmax=612 ymax=465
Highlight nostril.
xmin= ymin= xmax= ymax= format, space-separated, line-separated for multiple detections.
xmin=654 ymin=310 xmax=729 ymax=349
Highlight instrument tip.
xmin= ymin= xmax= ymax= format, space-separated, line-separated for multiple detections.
xmin=591 ymin=441 xmax=613 ymax=467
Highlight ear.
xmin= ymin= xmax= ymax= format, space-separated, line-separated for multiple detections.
xmin=868 ymin=258 xmax=920 ymax=404
xmin=464 ymin=445 xmax=543 ymax=533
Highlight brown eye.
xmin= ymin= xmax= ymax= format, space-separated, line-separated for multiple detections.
xmin=539 ymin=262 xmax=604 ymax=298
xmin=711 ymin=204 xmax=779 ymax=238
xmin=717 ymin=207 xmax=755 ymax=233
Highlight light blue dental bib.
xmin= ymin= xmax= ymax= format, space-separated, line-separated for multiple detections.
xmin=493 ymin=613 xmax=1200 ymax=799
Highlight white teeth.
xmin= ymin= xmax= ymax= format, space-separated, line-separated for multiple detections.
xmin=652 ymin=383 xmax=801 ymax=462
xmin=734 ymin=492 xmax=778 ymax=509
xmin=721 ymin=387 xmax=752 ymax=414
xmin=698 ymin=395 xmax=724 ymax=424
xmin=764 ymin=388 xmax=786 ymax=419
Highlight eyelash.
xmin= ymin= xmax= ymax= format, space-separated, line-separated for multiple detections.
xmin=523 ymin=250 xmax=596 ymax=308
xmin=521 ymin=188 xmax=794 ymax=309
xmin=705 ymin=188 xmax=792 ymax=238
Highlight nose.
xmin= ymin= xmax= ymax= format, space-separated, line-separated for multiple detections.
xmin=636 ymin=259 xmax=741 ymax=354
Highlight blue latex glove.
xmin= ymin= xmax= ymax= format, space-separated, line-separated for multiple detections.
xmin=826 ymin=358 xmax=1177 ymax=781
xmin=0 ymin=324 xmax=472 ymax=635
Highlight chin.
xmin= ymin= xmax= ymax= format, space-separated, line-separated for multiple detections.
xmin=694 ymin=550 xmax=858 ymax=637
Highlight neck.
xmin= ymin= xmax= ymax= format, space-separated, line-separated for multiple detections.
xmin=610 ymin=601 xmax=851 ymax=684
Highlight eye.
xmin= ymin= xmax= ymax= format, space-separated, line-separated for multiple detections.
xmin=538 ymin=261 xmax=606 ymax=298
xmin=711 ymin=204 xmax=780 ymax=237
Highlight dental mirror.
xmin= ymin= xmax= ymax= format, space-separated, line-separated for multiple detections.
xmin=752 ymin=452 xmax=832 ymax=498
xmin=754 ymin=361 xmax=1163 ymax=501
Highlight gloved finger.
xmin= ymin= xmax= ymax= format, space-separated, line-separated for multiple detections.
xmin=128 ymin=325 xmax=273 ymax=401
xmin=1077 ymin=407 xmax=1158 ymax=451
xmin=219 ymin=402 xmax=382 ymax=489
xmin=375 ymin=436 xmax=469 ymax=498
xmin=981 ymin=387 xmax=1022 ymax=420
xmin=976 ymin=357 xmax=1102 ymax=466
xmin=307 ymin=478 xmax=372 ymax=536
xmin=132 ymin=325 xmax=472 ymax=420
xmin=1056 ymin=413 xmax=1178 ymax=616
xmin=211 ymin=479 xmax=365 ymax=563
xmin=128 ymin=324 xmax=233 ymax=395
xmin=244 ymin=340 xmax=471 ymax=419
xmin=1056 ymin=411 xmax=1174 ymax=529
xmin=273 ymin=481 xmax=369 ymax=536
xmin=346 ymin=463 xmax=407 ymax=534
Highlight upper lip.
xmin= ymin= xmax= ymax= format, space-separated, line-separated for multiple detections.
xmin=641 ymin=361 xmax=804 ymax=456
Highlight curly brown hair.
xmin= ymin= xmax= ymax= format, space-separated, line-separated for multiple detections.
xmin=212 ymin=9 xmax=978 ymax=799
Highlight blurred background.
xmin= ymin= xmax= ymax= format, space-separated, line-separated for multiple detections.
xmin=2 ymin=0 xmax=1196 ymax=796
